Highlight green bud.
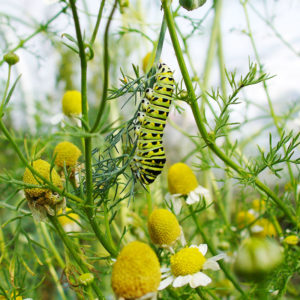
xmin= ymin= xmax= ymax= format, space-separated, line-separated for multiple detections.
xmin=78 ymin=273 xmax=94 ymax=286
xmin=179 ymin=0 xmax=206 ymax=11
xmin=3 ymin=52 xmax=19 ymax=65
xmin=179 ymin=90 xmax=188 ymax=99
xmin=234 ymin=237 xmax=283 ymax=281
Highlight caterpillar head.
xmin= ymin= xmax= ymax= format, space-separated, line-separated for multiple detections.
xmin=141 ymin=98 xmax=150 ymax=111
xmin=157 ymin=62 xmax=171 ymax=74
xmin=145 ymin=88 xmax=153 ymax=99
xmin=137 ymin=111 xmax=146 ymax=123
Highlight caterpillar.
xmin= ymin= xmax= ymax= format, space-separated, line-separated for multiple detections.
xmin=131 ymin=62 xmax=174 ymax=185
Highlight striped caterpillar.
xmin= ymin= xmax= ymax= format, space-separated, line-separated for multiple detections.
xmin=130 ymin=62 xmax=174 ymax=185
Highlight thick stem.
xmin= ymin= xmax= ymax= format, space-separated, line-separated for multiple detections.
xmin=91 ymin=0 xmax=118 ymax=133
xmin=48 ymin=215 xmax=104 ymax=299
xmin=161 ymin=0 xmax=296 ymax=226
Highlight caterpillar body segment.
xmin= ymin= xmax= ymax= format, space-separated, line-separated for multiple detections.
xmin=131 ymin=63 xmax=174 ymax=185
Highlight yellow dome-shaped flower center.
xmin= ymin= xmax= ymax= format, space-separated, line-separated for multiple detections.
xmin=54 ymin=141 xmax=82 ymax=168
xmin=236 ymin=211 xmax=255 ymax=229
xmin=168 ymin=162 xmax=198 ymax=195
xmin=62 ymin=90 xmax=82 ymax=116
xmin=23 ymin=159 xmax=62 ymax=198
xmin=284 ymin=235 xmax=299 ymax=245
xmin=171 ymin=247 xmax=206 ymax=276
xmin=148 ymin=209 xmax=181 ymax=246
xmin=111 ymin=241 xmax=161 ymax=299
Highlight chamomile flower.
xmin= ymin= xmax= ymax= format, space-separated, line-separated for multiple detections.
xmin=159 ymin=244 xmax=225 ymax=290
xmin=251 ymin=218 xmax=277 ymax=238
xmin=54 ymin=141 xmax=82 ymax=169
xmin=111 ymin=241 xmax=161 ymax=300
xmin=148 ymin=209 xmax=185 ymax=250
xmin=236 ymin=210 xmax=256 ymax=229
xmin=58 ymin=208 xmax=81 ymax=232
xmin=166 ymin=163 xmax=211 ymax=214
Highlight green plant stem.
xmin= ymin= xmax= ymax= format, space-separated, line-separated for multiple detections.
xmin=40 ymin=222 xmax=65 ymax=269
xmin=37 ymin=225 xmax=67 ymax=300
xmin=242 ymin=2 xmax=295 ymax=191
xmin=162 ymin=0 xmax=297 ymax=226
xmin=69 ymin=0 xmax=117 ymax=257
xmin=0 ymin=120 xmax=83 ymax=204
xmin=188 ymin=207 xmax=245 ymax=296
xmin=90 ymin=0 xmax=106 ymax=45
xmin=0 ymin=7 xmax=67 ymax=66
xmin=146 ymin=185 xmax=152 ymax=215
xmin=48 ymin=215 xmax=104 ymax=299
xmin=103 ymin=203 xmax=116 ymax=254
xmin=91 ymin=0 xmax=118 ymax=133
xmin=202 ymin=0 xmax=222 ymax=90
xmin=0 ymin=65 xmax=11 ymax=114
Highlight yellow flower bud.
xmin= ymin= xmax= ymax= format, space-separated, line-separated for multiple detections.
xmin=54 ymin=141 xmax=81 ymax=168
xmin=168 ymin=162 xmax=198 ymax=195
xmin=283 ymin=235 xmax=299 ymax=245
xmin=62 ymin=90 xmax=82 ymax=116
xmin=148 ymin=209 xmax=181 ymax=247
xmin=111 ymin=241 xmax=161 ymax=299
xmin=142 ymin=52 xmax=155 ymax=73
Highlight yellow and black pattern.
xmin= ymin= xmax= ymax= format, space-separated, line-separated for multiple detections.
xmin=131 ymin=63 xmax=174 ymax=185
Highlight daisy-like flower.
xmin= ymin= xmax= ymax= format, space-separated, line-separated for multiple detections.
xmin=236 ymin=210 xmax=256 ymax=229
xmin=111 ymin=241 xmax=161 ymax=300
xmin=166 ymin=163 xmax=211 ymax=214
xmin=159 ymin=244 xmax=225 ymax=290
xmin=62 ymin=90 xmax=82 ymax=117
xmin=58 ymin=207 xmax=81 ymax=232
xmin=250 ymin=218 xmax=277 ymax=238
xmin=23 ymin=159 xmax=65 ymax=221
xmin=148 ymin=209 xmax=185 ymax=251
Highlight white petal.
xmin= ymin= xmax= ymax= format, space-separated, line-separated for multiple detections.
xmin=158 ymin=276 xmax=174 ymax=290
xmin=198 ymin=244 xmax=208 ymax=256
xmin=189 ymin=272 xmax=212 ymax=288
xmin=160 ymin=267 xmax=170 ymax=273
xmin=251 ymin=225 xmax=263 ymax=233
xmin=180 ymin=228 xmax=186 ymax=246
xmin=165 ymin=193 xmax=182 ymax=215
xmin=210 ymin=253 xmax=227 ymax=261
xmin=186 ymin=192 xmax=199 ymax=205
xmin=173 ymin=275 xmax=192 ymax=288
xmin=203 ymin=259 xmax=220 ymax=271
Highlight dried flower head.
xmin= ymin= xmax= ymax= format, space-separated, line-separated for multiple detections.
xmin=23 ymin=159 xmax=64 ymax=220
xmin=111 ymin=241 xmax=161 ymax=299
xmin=148 ymin=209 xmax=181 ymax=248
xmin=54 ymin=141 xmax=81 ymax=168
xmin=62 ymin=90 xmax=82 ymax=117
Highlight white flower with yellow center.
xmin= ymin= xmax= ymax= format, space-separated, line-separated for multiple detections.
xmin=166 ymin=163 xmax=212 ymax=214
xmin=159 ymin=244 xmax=225 ymax=290
xmin=58 ymin=208 xmax=81 ymax=232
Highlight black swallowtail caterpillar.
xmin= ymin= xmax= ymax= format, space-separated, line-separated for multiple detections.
xmin=131 ymin=62 xmax=175 ymax=185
